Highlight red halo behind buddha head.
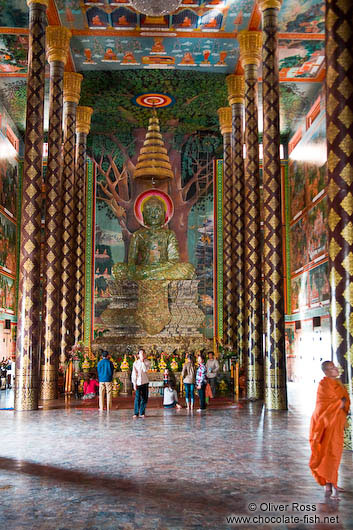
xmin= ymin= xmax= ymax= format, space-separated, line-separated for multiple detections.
xmin=134 ymin=189 xmax=174 ymax=227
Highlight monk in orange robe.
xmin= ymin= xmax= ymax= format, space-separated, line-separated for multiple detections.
xmin=309 ymin=361 xmax=350 ymax=499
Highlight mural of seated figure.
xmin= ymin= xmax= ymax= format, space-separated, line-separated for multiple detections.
xmin=113 ymin=196 xmax=195 ymax=282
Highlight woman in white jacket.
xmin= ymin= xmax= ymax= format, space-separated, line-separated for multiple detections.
xmin=131 ymin=349 xmax=150 ymax=418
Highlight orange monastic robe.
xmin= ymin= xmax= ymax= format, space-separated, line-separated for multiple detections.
xmin=309 ymin=377 xmax=350 ymax=486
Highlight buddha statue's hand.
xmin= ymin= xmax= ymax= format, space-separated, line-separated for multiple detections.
xmin=112 ymin=262 xmax=128 ymax=281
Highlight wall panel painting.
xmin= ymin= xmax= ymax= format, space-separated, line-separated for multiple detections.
xmin=291 ymin=272 xmax=308 ymax=314
xmin=0 ymin=274 xmax=15 ymax=313
xmin=285 ymin=323 xmax=295 ymax=382
xmin=307 ymin=197 xmax=327 ymax=261
xmin=0 ymin=212 xmax=16 ymax=275
xmin=288 ymin=108 xmax=327 ymax=318
xmin=188 ymin=195 xmax=214 ymax=338
xmin=290 ymin=217 xmax=307 ymax=273
xmin=305 ymin=115 xmax=326 ymax=202
xmin=0 ymin=34 xmax=28 ymax=73
xmin=289 ymin=160 xmax=306 ymax=220
xmin=0 ymin=151 xmax=18 ymax=218
xmin=279 ymin=40 xmax=324 ymax=81
xmin=94 ymin=203 xmax=124 ymax=325
xmin=307 ymin=160 xmax=326 ymax=204
xmin=289 ymin=112 xmax=326 ymax=219
xmin=279 ymin=0 xmax=324 ymax=34
xmin=309 ymin=261 xmax=329 ymax=306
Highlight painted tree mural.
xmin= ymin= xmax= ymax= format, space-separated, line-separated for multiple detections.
xmin=80 ymin=70 xmax=225 ymax=260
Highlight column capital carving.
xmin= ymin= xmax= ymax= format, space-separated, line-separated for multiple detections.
xmin=258 ymin=0 xmax=282 ymax=11
xmin=217 ymin=107 xmax=232 ymax=135
xmin=226 ymin=74 xmax=245 ymax=105
xmin=27 ymin=0 xmax=49 ymax=6
xmin=63 ymin=72 xmax=83 ymax=104
xmin=76 ymin=106 xmax=93 ymax=134
xmin=238 ymin=30 xmax=262 ymax=67
xmin=46 ymin=26 xmax=71 ymax=64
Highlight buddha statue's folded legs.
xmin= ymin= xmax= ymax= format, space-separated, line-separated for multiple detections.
xmin=113 ymin=261 xmax=195 ymax=282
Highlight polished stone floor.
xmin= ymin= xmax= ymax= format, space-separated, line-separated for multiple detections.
xmin=0 ymin=384 xmax=352 ymax=530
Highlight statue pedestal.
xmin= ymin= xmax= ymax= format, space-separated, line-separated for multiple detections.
xmin=93 ymin=279 xmax=210 ymax=355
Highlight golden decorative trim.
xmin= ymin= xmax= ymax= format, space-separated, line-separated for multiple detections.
xmin=134 ymin=110 xmax=173 ymax=181
xmin=238 ymin=30 xmax=262 ymax=67
xmin=46 ymin=26 xmax=71 ymax=64
xmin=138 ymin=153 xmax=170 ymax=162
xmin=226 ymin=74 xmax=245 ymax=105
xmin=217 ymin=107 xmax=232 ymax=135
xmin=63 ymin=72 xmax=83 ymax=104
xmin=27 ymin=0 xmax=49 ymax=6
xmin=140 ymin=146 xmax=168 ymax=154
xmin=76 ymin=106 xmax=93 ymax=134
xmin=258 ymin=0 xmax=282 ymax=10
xmin=134 ymin=167 xmax=174 ymax=179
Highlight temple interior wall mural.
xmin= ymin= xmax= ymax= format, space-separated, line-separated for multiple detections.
xmin=0 ymin=100 xmax=21 ymax=361
xmin=285 ymin=90 xmax=330 ymax=384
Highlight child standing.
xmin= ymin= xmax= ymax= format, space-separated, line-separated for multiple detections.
xmin=196 ymin=353 xmax=207 ymax=411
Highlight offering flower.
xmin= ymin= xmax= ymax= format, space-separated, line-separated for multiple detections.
xmin=170 ymin=357 xmax=178 ymax=371
xmin=159 ymin=357 xmax=167 ymax=373
xmin=121 ymin=355 xmax=130 ymax=372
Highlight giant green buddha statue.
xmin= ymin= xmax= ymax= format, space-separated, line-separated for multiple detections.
xmin=113 ymin=196 xmax=195 ymax=282
xmin=112 ymin=195 xmax=195 ymax=335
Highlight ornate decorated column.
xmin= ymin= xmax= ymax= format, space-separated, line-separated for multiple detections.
xmin=238 ymin=30 xmax=263 ymax=400
xmin=60 ymin=72 xmax=83 ymax=364
xmin=326 ymin=0 xmax=353 ymax=447
xmin=74 ymin=106 xmax=93 ymax=343
xmin=226 ymin=73 xmax=245 ymax=361
xmin=259 ymin=0 xmax=287 ymax=410
xmin=40 ymin=26 xmax=71 ymax=400
xmin=15 ymin=0 xmax=48 ymax=411
xmin=217 ymin=107 xmax=234 ymax=349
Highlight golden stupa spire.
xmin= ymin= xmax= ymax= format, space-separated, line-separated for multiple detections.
xmin=134 ymin=108 xmax=174 ymax=181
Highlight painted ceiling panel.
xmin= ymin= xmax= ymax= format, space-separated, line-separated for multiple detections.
xmin=71 ymin=35 xmax=239 ymax=72
xmin=57 ymin=0 xmax=254 ymax=33
xmin=0 ymin=0 xmax=325 ymax=138
xmin=0 ymin=1 xmax=326 ymax=77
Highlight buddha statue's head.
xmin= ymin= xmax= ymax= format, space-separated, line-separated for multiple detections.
xmin=142 ymin=196 xmax=166 ymax=228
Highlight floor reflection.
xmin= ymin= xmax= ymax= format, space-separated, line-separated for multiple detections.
xmin=0 ymin=383 xmax=351 ymax=529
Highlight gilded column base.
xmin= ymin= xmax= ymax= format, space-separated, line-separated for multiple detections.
xmin=40 ymin=365 xmax=58 ymax=400
xmin=247 ymin=371 xmax=263 ymax=400
xmin=15 ymin=371 xmax=38 ymax=411
xmin=264 ymin=388 xmax=287 ymax=410
xmin=40 ymin=381 xmax=58 ymax=400
xmin=264 ymin=368 xmax=287 ymax=410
